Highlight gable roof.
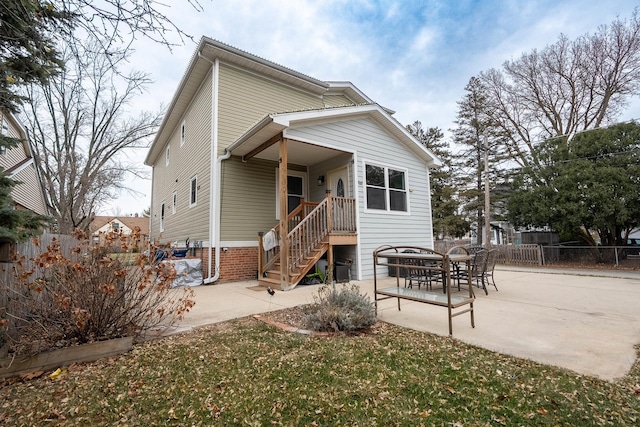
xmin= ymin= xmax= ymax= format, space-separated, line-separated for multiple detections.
xmin=0 ymin=109 xmax=33 ymax=158
xmin=90 ymin=215 xmax=150 ymax=235
xmin=145 ymin=39 xmax=388 ymax=166
xmin=227 ymin=104 xmax=442 ymax=167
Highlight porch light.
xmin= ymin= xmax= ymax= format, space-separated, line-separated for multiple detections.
xmin=317 ymin=175 xmax=325 ymax=186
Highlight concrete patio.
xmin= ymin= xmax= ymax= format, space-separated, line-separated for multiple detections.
xmin=174 ymin=266 xmax=640 ymax=381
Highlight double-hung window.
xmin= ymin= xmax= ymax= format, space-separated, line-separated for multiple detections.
xmin=365 ymin=162 xmax=408 ymax=212
xmin=160 ymin=202 xmax=165 ymax=232
xmin=0 ymin=118 xmax=8 ymax=155
xmin=189 ymin=175 xmax=197 ymax=207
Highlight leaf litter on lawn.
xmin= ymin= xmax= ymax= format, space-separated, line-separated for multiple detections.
xmin=0 ymin=312 xmax=639 ymax=426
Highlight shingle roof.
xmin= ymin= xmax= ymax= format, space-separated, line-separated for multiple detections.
xmin=90 ymin=216 xmax=150 ymax=235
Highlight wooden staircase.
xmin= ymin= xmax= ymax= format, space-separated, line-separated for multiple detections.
xmin=257 ymin=194 xmax=357 ymax=290
xmin=258 ymin=239 xmax=329 ymax=288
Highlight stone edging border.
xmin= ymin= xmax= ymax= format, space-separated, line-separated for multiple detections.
xmin=252 ymin=314 xmax=332 ymax=337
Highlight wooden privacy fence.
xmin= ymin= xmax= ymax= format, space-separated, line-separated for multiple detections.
xmin=494 ymin=244 xmax=543 ymax=265
xmin=0 ymin=233 xmax=79 ymax=292
xmin=434 ymin=241 xmax=543 ymax=266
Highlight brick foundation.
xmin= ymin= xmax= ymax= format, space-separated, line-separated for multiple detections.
xmin=199 ymin=246 xmax=259 ymax=283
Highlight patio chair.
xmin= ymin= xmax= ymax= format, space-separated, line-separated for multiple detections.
xmin=446 ymin=246 xmax=472 ymax=293
xmin=482 ymin=249 xmax=499 ymax=292
xmin=403 ymin=249 xmax=438 ymax=290
xmin=465 ymin=244 xmax=485 ymax=255
xmin=457 ymin=249 xmax=488 ymax=295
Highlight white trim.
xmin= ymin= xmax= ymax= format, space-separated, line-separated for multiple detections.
xmin=0 ymin=116 xmax=8 ymax=146
xmin=172 ymin=191 xmax=177 ymax=214
xmin=424 ymin=165 xmax=435 ymax=250
xmin=275 ymin=169 xmax=307 ymax=219
xmin=7 ymin=158 xmax=34 ymax=177
xmin=362 ymin=159 xmax=410 ymax=215
xmin=352 ymin=153 xmax=363 ymax=281
xmin=160 ymin=201 xmax=166 ymax=232
xmin=189 ymin=175 xmax=198 ymax=207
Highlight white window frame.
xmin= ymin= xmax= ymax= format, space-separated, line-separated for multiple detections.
xmin=180 ymin=121 xmax=186 ymax=146
xmin=363 ymin=160 xmax=410 ymax=214
xmin=165 ymin=145 xmax=170 ymax=166
xmin=172 ymin=191 xmax=177 ymax=214
xmin=189 ymin=175 xmax=198 ymax=207
xmin=275 ymin=169 xmax=307 ymax=219
xmin=160 ymin=201 xmax=165 ymax=232
xmin=0 ymin=118 xmax=7 ymax=155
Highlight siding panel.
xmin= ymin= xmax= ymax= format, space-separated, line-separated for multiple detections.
xmin=286 ymin=117 xmax=434 ymax=279
xmin=220 ymin=156 xmax=278 ymax=241
xmin=323 ymin=95 xmax=354 ymax=108
xmin=12 ymin=165 xmax=47 ymax=215
xmin=150 ymin=74 xmax=212 ymax=244
xmin=217 ymin=64 xmax=324 ymax=154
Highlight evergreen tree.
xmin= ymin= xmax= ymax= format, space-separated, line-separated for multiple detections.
xmin=0 ymin=1 xmax=72 ymax=113
xmin=407 ymin=121 xmax=469 ymax=239
xmin=1 ymin=1 xmax=195 ymax=238
xmin=508 ymin=122 xmax=640 ymax=247
xmin=452 ymin=77 xmax=509 ymax=244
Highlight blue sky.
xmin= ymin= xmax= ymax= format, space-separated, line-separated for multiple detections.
xmin=105 ymin=0 xmax=640 ymax=215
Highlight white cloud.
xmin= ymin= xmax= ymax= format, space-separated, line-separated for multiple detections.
xmin=99 ymin=0 xmax=640 ymax=214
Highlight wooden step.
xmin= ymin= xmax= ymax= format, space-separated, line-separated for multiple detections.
xmin=257 ymin=277 xmax=280 ymax=288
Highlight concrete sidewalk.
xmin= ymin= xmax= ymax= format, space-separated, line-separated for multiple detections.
xmin=175 ymin=268 xmax=640 ymax=381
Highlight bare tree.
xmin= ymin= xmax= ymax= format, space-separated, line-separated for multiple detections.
xmin=479 ymin=9 xmax=640 ymax=167
xmin=56 ymin=0 xmax=203 ymax=48
xmin=22 ymin=37 xmax=161 ymax=234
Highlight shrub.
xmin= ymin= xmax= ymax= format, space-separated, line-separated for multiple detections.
xmin=302 ymin=283 xmax=377 ymax=333
xmin=0 ymin=228 xmax=195 ymax=356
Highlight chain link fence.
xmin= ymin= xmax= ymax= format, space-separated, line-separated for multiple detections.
xmin=435 ymin=240 xmax=640 ymax=269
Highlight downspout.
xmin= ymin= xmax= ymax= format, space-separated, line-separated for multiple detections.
xmin=206 ymin=148 xmax=231 ymax=283
xmin=198 ymin=52 xmax=231 ymax=284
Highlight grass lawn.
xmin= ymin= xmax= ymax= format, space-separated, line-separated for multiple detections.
xmin=1 ymin=317 xmax=639 ymax=426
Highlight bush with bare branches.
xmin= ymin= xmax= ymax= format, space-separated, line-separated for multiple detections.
xmin=0 ymin=228 xmax=195 ymax=356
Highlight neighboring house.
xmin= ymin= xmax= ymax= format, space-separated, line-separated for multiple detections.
xmin=90 ymin=215 xmax=150 ymax=251
xmin=144 ymin=38 xmax=441 ymax=289
xmin=0 ymin=109 xmax=49 ymax=261
xmin=0 ymin=109 xmax=49 ymax=217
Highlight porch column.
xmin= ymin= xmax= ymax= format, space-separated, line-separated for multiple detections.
xmin=279 ymin=138 xmax=289 ymax=290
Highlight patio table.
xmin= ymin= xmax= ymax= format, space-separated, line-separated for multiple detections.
xmin=373 ymin=245 xmax=475 ymax=336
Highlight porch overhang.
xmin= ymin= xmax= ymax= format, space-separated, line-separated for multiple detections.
xmin=225 ymin=115 xmax=344 ymax=166
xmin=226 ymin=104 xmax=443 ymax=167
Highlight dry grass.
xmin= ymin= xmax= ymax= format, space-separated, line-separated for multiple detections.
xmin=1 ymin=314 xmax=639 ymax=426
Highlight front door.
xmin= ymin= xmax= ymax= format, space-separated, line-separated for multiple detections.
xmin=328 ymin=167 xmax=350 ymax=198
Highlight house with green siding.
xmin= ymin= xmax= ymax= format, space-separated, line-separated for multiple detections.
xmin=144 ymin=38 xmax=441 ymax=289
xmin=0 ymin=110 xmax=48 ymax=217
